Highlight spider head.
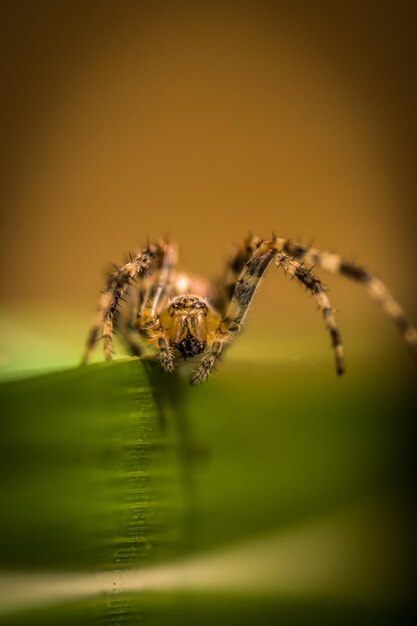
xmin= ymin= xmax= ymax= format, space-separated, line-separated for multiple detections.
xmin=162 ymin=295 xmax=209 ymax=360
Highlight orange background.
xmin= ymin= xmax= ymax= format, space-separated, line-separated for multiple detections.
xmin=1 ymin=1 xmax=416 ymax=362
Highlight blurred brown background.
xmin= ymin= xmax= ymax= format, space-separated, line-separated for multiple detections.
xmin=1 ymin=1 xmax=417 ymax=368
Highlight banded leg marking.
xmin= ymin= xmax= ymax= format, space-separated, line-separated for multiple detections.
xmin=276 ymin=238 xmax=417 ymax=359
xmin=277 ymin=253 xmax=344 ymax=375
xmin=223 ymin=244 xmax=276 ymax=328
xmin=81 ymin=248 xmax=156 ymax=363
xmin=157 ymin=335 xmax=175 ymax=373
xmin=191 ymin=339 xmax=223 ymax=385
xmin=220 ymin=234 xmax=263 ymax=311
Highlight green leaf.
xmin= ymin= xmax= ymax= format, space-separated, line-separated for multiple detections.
xmin=0 ymin=355 xmax=415 ymax=624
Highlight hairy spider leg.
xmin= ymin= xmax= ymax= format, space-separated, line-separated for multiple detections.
xmin=138 ymin=242 xmax=178 ymax=372
xmin=126 ymin=282 xmax=140 ymax=330
xmin=275 ymin=238 xmax=417 ymax=359
xmin=223 ymin=242 xmax=276 ymax=327
xmin=191 ymin=243 xmax=276 ymax=384
xmin=216 ymin=233 xmax=263 ymax=314
xmin=111 ymin=242 xmax=179 ymax=363
xmin=141 ymin=242 xmax=178 ymax=318
xmin=275 ymin=253 xmax=344 ymax=375
xmin=212 ymin=240 xmax=343 ymax=378
xmin=195 ymin=238 xmax=344 ymax=382
xmin=191 ymin=338 xmax=223 ymax=385
xmin=157 ymin=335 xmax=176 ymax=373
xmin=81 ymin=245 xmax=160 ymax=363
xmin=113 ymin=276 xmax=143 ymax=358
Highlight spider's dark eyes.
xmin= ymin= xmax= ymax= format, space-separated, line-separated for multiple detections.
xmin=170 ymin=296 xmax=207 ymax=311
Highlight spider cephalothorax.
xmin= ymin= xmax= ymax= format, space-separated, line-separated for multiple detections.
xmin=83 ymin=234 xmax=417 ymax=384
xmin=163 ymin=296 xmax=210 ymax=359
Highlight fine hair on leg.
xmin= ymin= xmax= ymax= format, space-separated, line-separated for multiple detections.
xmin=81 ymin=245 xmax=159 ymax=363
xmin=275 ymin=237 xmax=417 ymax=359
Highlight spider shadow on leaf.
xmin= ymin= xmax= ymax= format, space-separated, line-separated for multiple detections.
xmin=141 ymin=357 xmax=212 ymax=548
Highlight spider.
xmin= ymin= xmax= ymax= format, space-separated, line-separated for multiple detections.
xmin=82 ymin=234 xmax=417 ymax=384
